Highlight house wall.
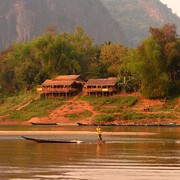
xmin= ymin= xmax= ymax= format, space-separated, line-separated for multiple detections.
xmin=83 ymin=85 xmax=117 ymax=96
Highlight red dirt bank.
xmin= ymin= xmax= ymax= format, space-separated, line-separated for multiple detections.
xmin=1 ymin=95 xmax=179 ymax=126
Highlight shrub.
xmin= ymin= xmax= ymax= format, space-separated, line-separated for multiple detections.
xmin=94 ymin=114 xmax=114 ymax=123
xmin=120 ymin=111 xmax=146 ymax=120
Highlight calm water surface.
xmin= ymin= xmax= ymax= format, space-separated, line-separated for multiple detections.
xmin=0 ymin=125 xmax=179 ymax=180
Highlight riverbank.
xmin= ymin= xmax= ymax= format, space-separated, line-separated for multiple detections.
xmin=0 ymin=93 xmax=179 ymax=126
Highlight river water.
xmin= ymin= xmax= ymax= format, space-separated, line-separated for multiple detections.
xmin=0 ymin=125 xmax=179 ymax=180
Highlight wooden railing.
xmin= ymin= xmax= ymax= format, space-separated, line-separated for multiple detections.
xmin=84 ymin=87 xmax=116 ymax=93
xmin=42 ymin=87 xmax=77 ymax=93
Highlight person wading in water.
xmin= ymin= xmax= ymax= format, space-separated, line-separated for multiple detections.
xmin=96 ymin=125 xmax=103 ymax=142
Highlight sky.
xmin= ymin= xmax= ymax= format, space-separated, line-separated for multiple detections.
xmin=160 ymin=0 xmax=180 ymax=17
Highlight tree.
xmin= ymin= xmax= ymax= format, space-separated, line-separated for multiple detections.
xmin=0 ymin=26 xmax=97 ymax=97
xmin=0 ymin=47 xmax=15 ymax=95
xmin=129 ymin=38 xmax=170 ymax=98
xmin=68 ymin=26 xmax=94 ymax=52
xmin=15 ymin=61 xmax=40 ymax=91
xmin=3 ymin=42 xmax=48 ymax=87
xmin=117 ymin=75 xmax=140 ymax=93
xmin=66 ymin=26 xmax=96 ymax=77
xmin=149 ymin=24 xmax=180 ymax=81
xmin=125 ymin=24 xmax=180 ymax=98
xmin=99 ymin=43 xmax=128 ymax=76
xmin=32 ymin=33 xmax=79 ymax=76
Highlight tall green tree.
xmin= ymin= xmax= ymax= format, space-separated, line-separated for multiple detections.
xmin=126 ymin=24 xmax=180 ymax=98
xmin=149 ymin=24 xmax=180 ymax=81
xmin=32 ymin=33 xmax=80 ymax=76
xmin=99 ymin=43 xmax=128 ymax=76
xmin=138 ymin=38 xmax=169 ymax=98
xmin=66 ymin=26 xmax=96 ymax=77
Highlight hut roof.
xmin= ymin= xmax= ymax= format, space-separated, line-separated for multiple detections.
xmin=41 ymin=75 xmax=85 ymax=86
xmin=85 ymin=77 xmax=117 ymax=86
xmin=42 ymin=79 xmax=75 ymax=86
xmin=55 ymin=75 xmax=80 ymax=81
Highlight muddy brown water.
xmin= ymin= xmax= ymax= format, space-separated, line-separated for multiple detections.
xmin=0 ymin=125 xmax=179 ymax=180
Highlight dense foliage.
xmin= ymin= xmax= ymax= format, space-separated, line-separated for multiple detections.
xmin=125 ymin=24 xmax=180 ymax=98
xmin=0 ymin=24 xmax=179 ymax=100
xmin=0 ymin=27 xmax=97 ymax=98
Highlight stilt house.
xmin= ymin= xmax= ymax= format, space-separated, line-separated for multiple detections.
xmin=40 ymin=75 xmax=85 ymax=98
xmin=83 ymin=77 xmax=117 ymax=96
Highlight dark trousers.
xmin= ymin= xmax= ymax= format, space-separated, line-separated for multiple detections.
xmin=98 ymin=134 xmax=102 ymax=140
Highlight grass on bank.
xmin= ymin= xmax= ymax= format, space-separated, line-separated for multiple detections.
xmin=65 ymin=110 xmax=92 ymax=120
xmin=81 ymin=95 xmax=141 ymax=122
xmin=81 ymin=95 xmax=179 ymax=122
xmin=81 ymin=95 xmax=138 ymax=108
xmin=0 ymin=91 xmax=36 ymax=116
xmin=9 ymin=97 xmax=65 ymax=121
xmin=0 ymin=91 xmax=179 ymax=123
xmin=0 ymin=91 xmax=65 ymax=121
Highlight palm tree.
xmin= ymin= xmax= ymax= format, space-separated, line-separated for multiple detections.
xmin=117 ymin=75 xmax=140 ymax=93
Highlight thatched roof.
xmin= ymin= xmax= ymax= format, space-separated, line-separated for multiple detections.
xmin=85 ymin=77 xmax=117 ymax=86
xmin=55 ymin=75 xmax=80 ymax=81
xmin=42 ymin=80 xmax=75 ymax=86
xmin=42 ymin=75 xmax=85 ymax=86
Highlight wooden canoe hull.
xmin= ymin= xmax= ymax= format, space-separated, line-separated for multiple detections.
xmin=77 ymin=122 xmax=180 ymax=127
xmin=21 ymin=136 xmax=83 ymax=143
xmin=31 ymin=122 xmax=58 ymax=125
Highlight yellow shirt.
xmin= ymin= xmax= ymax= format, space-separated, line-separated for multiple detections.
xmin=96 ymin=127 xmax=101 ymax=134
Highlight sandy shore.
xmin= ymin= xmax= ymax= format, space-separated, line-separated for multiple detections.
xmin=0 ymin=131 xmax=157 ymax=136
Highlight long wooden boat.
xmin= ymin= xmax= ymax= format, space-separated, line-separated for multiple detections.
xmin=31 ymin=122 xmax=58 ymax=125
xmin=77 ymin=122 xmax=180 ymax=127
xmin=21 ymin=136 xmax=83 ymax=143
xmin=77 ymin=122 xmax=124 ymax=126
xmin=77 ymin=122 xmax=96 ymax=126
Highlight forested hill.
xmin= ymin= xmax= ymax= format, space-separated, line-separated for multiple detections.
xmin=0 ymin=0 xmax=126 ymax=50
xmin=101 ymin=0 xmax=180 ymax=46
xmin=0 ymin=0 xmax=180 ymax=50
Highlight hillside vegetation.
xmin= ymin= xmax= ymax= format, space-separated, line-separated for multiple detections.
xmin=0 ymin=24 xmax=179 ymax=125
xmin=0 ymin=91 xmax=179 ymax=124
xmin=0 ymin=24 xmax=179 ymax=100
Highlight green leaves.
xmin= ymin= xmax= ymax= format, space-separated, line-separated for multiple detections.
xmin=0 ymin=27 xmax=95 ymax=96
xmin=0 ymin=24 xmax=179 ymax=99
xmin=126 ymin=24 xmax=180 ymax=98
xmin=117 ymin=75 xmax=140 ymax=93
xmin=99 ymin=43 xmax=128 ymax=76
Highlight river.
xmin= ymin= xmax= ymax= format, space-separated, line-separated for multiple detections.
xmin=0 ymin=125 xmax=179 ymax=180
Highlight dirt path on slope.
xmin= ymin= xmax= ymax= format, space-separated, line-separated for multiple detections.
xmin=28 ymin=96 xmax=99 ymax=125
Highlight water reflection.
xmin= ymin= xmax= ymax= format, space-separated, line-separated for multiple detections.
xmin=0 ymin=126 xmax=179 ymax=179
